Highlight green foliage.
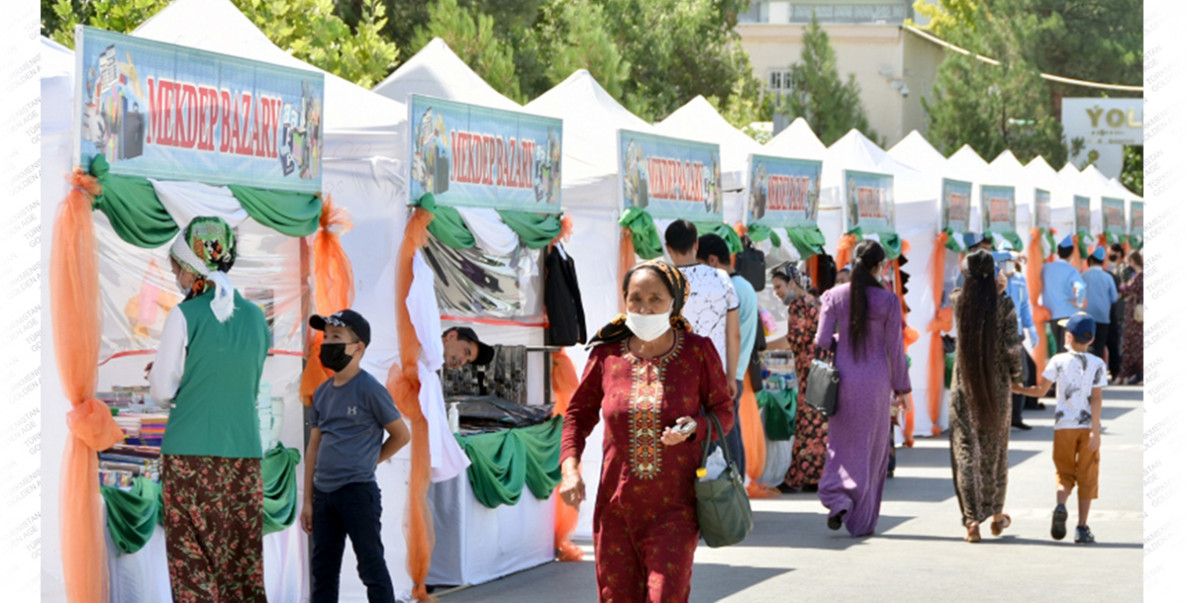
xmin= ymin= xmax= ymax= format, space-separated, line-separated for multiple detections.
xmin=43 ymin=0 xmax=398 ymax=89
xmin=915 ymin=0 xmax=1139 ymax=168
xmin=530 ymin=0 xmax=630 ymax=99
xmin=411 ymin=0 xmax=524 ymax=102
xmin=1121 ymin=145 xmax=1142 ymax=197
xmin=776 ymin=12 xmax=879 ymax=147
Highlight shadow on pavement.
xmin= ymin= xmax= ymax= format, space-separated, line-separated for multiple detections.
xmin=740 ymin=511 xmax=914 ymax=549
xmin=878 ymin=532 xmax=1142 ymax=550
xmin=691 ymin=563 xmax=793 ymax=601
xmin=891 ymin=443 xmax=1040 ymax=472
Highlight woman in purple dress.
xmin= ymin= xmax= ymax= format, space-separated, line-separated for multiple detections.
xmin=815 ymin=240 xmax=911 ymax=537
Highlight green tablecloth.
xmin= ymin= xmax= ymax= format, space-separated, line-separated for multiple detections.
xmin=455 ymin=416 xmax=563 ymax=509
xmin=755 ymin=388 xmax=798 ymax=441
xmin=101 ymin=444 xmax=301 ymax=555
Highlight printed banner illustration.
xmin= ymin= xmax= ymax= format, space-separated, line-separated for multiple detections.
xmin=409 ymin=94 xmax=562 ymax=212
xmin=75 ymin=26 xmax=325 ymax=193
xmin=1034 ymin=189 xmax=1052 ymax=230
xmin=1102 ymin=197 xmax=1126 ymax=235
xmin=619 ymin=129 xmax=722 ymax=221
xmin=1074 ymin=195 xmax=1091 ymax=234
xmin=941 ymin=178 xmax=972 ymax=233
xmin=1130 ymin=201 xmax=1143 ymax=239
xmin=843 ymin=170 xmax=895 ymax=234
xmin=746 ymin=155 xmax=821 ymax=228
xmin=981 ymin=185 xmax=1017 ymax=234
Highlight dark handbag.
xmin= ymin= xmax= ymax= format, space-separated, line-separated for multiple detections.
xmin=804 ymin=342 xmax=839 ymax=416
xmin=694 ymin=413 xmax=753 ymax=548
xmin=733 ymin=245 xmax=766 ymax=292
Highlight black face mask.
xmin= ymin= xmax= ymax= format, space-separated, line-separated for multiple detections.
xmin=320 ymin=342 xmax=354 ymax=371
xmin=1109 ymin=255 xmax=1119 ymax=263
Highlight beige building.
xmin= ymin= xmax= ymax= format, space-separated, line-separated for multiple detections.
xmin=737 ymin=0 xmax=947 ymax=146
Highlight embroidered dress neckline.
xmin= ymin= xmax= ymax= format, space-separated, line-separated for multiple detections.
xmin=623 ymin=330 xmax=684 ymax=365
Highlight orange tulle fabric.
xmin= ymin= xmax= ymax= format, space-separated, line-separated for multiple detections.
xmin=552 ymin=214 xmax=575 ymax=246
xmin=836 ymin=233 xmax=858 ymax=269
xmin=807 ymin=254 xmax=819 ymax=290
xmin=1026 ymin=228 xmax=1050 ymax=370
xmin=52 ymin=170 xmax=125 ymax=603
xmin=385 ymin=208 xmax=436 ymax=602
xmin=891 ymin=258 xmax=915 ymax=446
xmin=300 ymin=196 xmax=356 ymax=406
xmin=925 ymin=232 xmax=952 ymax=437
xmin=617 ymin=227 xmax=635 ymax=314
xmin=739 ymin=378 xmax=767 ymax=489
xmin=549 ymin=350 xmax=583 ymax=561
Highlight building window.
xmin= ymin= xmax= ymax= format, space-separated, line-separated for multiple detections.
xmin=738 ymin=0 xmax=770 ymax=24
xmin=768 ymin=69 xmax=794 ymax=93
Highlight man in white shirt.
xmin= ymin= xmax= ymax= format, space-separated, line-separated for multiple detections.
xmin=664 ymin=220 xmax=740 ymax=399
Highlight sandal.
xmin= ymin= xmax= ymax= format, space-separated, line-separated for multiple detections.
xmin=991 ymin=514 xmax=1011 ymax=536
xmin=965 ymin=522 xmax=981 ymax=543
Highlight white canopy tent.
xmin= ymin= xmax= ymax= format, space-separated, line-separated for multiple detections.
xmin=1080 ymin=164 xmax=1116 ymax=237
xmin=654 ymin=95 xmax=763 ymax=226
xmin=989 ymin=150 xmax=1037 ymax=245
xmin=372 ymin=37 xmax=521 ymax=110
xmin=40 ymin=1 xmax=419 ymax=600
xmin=1026 ymin=156 xmax=1074 ymax=240
xmin=1058 ymin=162 xmax=1103 ymax=240
xmin=765 ymin=117 xmax=828 ymax=160
xmin=946 ymin=145 xmax=999 ymax=235
xmin=821 ymin=130 xmax=937 ymax=438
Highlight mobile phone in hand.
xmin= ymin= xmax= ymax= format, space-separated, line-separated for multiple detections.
xmin=674 ymin=420 xmax=696 ymax=435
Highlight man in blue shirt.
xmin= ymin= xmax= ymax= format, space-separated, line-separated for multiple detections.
xmin=1082 ymin=247 xmax=1119 ymax=363
xmin=1041 ymin=236 xmax=1087 ymax=350
xmin=1003 ymin=253 xmax=1040 ymax=429
xmin=698 ymin=234 xmax=755 ymax=474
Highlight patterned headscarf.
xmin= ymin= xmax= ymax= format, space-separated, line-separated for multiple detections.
xmin=589 ymin=260 xmax=692 ymax=346
xmin=170 ymin=216 xmax=238 ymax=322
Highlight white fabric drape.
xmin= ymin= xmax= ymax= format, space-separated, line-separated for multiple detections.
xmin=149 ymin=179 xmax=250 ymax=230
xmin=408 ymin=250 xmax=470 ymax=483
xmin=456 ymin=206 xmax=519 ymax=256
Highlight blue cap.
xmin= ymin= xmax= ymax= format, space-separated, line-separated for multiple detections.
xmin=1060 ymin=313 xmax=1096 ymax=343
xmin=1058 ymin=234 xmax=1074 ymax=249
xmin=963 ymin=232 xmax=990 ymax=248
xmin=1091 ymin=246 xmax=1106 ymax=261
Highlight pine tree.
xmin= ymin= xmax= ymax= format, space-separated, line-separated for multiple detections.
xmin=778 ymin=12 xmax=879 ymax=146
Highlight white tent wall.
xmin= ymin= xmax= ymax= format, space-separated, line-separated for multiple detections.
xmin=988 ymin=151 xmax=1036 ymax=249
xmin=1028 ymin=157 xmax=1075 ymax=241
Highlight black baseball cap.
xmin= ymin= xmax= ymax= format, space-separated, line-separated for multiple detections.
xmin=310 ymin=309 xmax=371 ymax=346
xmin=446 ymin=326 xmax=494 ymax=366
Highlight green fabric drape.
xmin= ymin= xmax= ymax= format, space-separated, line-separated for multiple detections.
xmin=746 ymin=223 xmax=781 ymax=248
xmin=261 ymin=446 xmax=301 ymax=536
xmin=755 ymin=388 xmax=798 ymax=441
xmin=100 ymin=477 xmax=163 ymax=555
xmin=988 ymin=230 xmax=1024 ymax=252
xmin=1075 ymin=231 xmax=1090 ymax=259
xmin=100 ymin=446 xmax=301 ymax=555
xmin=942 ymin=228 xmax=966 ymax=253
xmin=1043 ymin=229 xmax=1057 ymax=255
xmin=227 ymin=186 xmax=321 ymax=237
xmin=455 ymin=417 xmax=563 ymax=509
xmin=944 ymin=351 xmax=956 ymax=389
xmin=619 ymin=207 xmax=664 ymax=260
xmin=416 ymin=193 xmax=477 ymax=249
xmin=497 ymin=210 xmax=562 ymax=249
xmin=90 ymin=155 xmax=179 ymax=248
xmin=784 ymin=225 xmax=826 ymax=258
xmin=694 ymin=222 xmax=744 ymax=255
xmin=1129 ymin=233 xmax=1143 ymax=250
xmin=87 ymin=154 xmax=322 ymax=247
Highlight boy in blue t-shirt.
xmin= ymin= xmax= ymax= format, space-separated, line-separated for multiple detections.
xmin=1013 ymin=313 xmax=1107 ymax=545
xmin=302 ymin=310 xmax=411 ymax=602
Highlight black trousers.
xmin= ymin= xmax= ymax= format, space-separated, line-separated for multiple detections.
xmin=1048 ymin=319 xmax=1066 ymax=353
xmin=1091 ymin=323 xmax=1109 ymax=361
xmin=1012 ymin=346 xmax=1037 ymax=420
xmin=1107 ymin=318 xmax=1123 ymax=378
xmin=714 ymin=380 xmax=747 ymax=474
xmin=312 ymin=481 xmax=395 ymax=603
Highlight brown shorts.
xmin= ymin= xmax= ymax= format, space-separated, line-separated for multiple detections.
xmin=1052 ymin=429 xmax=1099 ymax=500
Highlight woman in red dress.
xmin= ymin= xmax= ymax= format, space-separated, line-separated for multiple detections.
xmin=559 ymin=261 xmax=734 ymax=603
xmin=772 ymin=265 xmax=828 ymax=491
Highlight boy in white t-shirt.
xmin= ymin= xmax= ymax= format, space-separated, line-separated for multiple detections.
xmin=1013 ymin=313 xmax=1107 ymax=544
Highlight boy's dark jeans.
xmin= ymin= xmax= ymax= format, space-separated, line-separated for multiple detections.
xmin=311 ymin=481 xmax=395 ymax=603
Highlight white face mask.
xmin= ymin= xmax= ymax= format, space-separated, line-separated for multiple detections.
xmin=625 ymin=306 xmax=673 ymax=342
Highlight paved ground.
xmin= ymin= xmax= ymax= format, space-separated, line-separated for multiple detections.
xmin=439 ymin=386 xmax=1143 ymax=602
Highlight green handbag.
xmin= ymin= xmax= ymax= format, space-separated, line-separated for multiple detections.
xmin=694 ymin=413 xmax=754 ymax=547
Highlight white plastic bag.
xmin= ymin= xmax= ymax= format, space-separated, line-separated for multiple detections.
xmin=701 ymin=447 xmax=727 ymax=481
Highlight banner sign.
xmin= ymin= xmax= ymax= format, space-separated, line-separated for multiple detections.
xmin=1074 ymin=195 xmax=1091 ymax=233
xmin=746 ymin=155 xmax=821 ymax=228
xmin=1130 ymin=201 xmax=1143 ymax=239
xmin=941 ymin=178 xmax=972 ymax=233
xmin=843 ymin=170 xmax=895 ymax=234
xmin=619 ymin=129 xmax=722 ymax=221
xmin=75 ymin=26 xmax=325 ymax=194
xmin=409 ymin=94 xmax=562 ymax=212
xmin=1034 ymin=189 xmax=1052 ymax=230
xmin=1102 ymin=197 xmax=1126 ymax=236
xmin=981 ymin=185 xmax=1017 ymax=234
